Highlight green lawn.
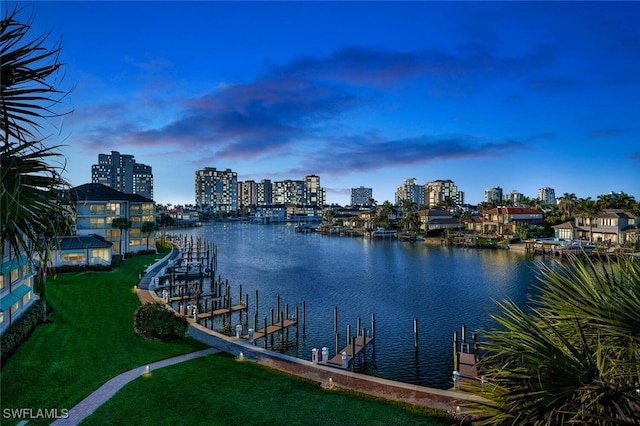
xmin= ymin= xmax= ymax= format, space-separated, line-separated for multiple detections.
xmin=83 ymin=353 xmax=452 ymax=426
xmin=1 ymin=251 xmax=455 ymax=426
xmin=1 ymin=253 xmax=206 ymax=426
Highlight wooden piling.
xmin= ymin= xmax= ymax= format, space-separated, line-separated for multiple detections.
xmin=413 ymin=318 xmax=419 ymax=350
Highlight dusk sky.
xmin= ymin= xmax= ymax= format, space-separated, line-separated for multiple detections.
xmin=25 ymin=1 xmax=640 ymax=206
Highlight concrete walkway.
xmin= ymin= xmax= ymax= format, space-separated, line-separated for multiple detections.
xmin=50 ymin=348 xmax=219 ymax=426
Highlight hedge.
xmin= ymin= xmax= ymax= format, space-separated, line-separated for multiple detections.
xmin=1 ymin=300 xmax=44 ymax=367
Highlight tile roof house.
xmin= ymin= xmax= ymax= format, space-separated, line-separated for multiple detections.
xmin=481 ymin=207 xmax=544 ymax=236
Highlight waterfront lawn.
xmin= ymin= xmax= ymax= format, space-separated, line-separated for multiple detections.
xmin=0 ymin=252 xmax=207 ymax=425
xmin=83 ymin=352 xmax=453 ymax=426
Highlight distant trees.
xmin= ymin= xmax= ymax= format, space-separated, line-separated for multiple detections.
xmin=467 ymin=254 xmax=640 ymax=424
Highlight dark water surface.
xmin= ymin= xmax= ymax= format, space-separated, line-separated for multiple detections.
xmin=180 ymin=222 xmax=548 ymax=389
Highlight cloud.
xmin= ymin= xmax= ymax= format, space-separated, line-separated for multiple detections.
xmin=75 ymin=43 xmax=557 ymax=166
xmin=290 ymin=134 xmax=531 ymax=176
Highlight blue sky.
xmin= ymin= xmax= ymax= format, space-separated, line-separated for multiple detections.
xmin=23 ymin=1 xmax=640 ymax=206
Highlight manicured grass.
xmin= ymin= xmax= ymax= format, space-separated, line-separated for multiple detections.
xmin=83 ymin=352 xmax=453 ymax=426
xmin=0 ymin=252 xmax=207 ymax=426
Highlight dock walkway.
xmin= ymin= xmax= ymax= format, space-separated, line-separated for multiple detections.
xmin=326 ymin=334 xmax=373 ymax=367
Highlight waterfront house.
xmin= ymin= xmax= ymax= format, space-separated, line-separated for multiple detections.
xmin=555 ymin=208 xmax=638 ymax=245
xmin=67 ymin=183 xmax=156 ymax=255
xmin=417 ymin=209 xmax=464 ymax=232
xmin=1 ymin=237 xmax=37 ymax=334
xmin=481 ymin=207 xmax=544 ymax=236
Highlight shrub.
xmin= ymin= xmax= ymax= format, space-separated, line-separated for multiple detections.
xmin=134 ymin=302 xmax=188 ymax=340
xmin=1 ymin=300 xmax=44 ymax=366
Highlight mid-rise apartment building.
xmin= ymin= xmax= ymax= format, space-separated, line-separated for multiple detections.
xmin=195 ymin=167 xmax=238 ymax=213
xmin=505 ymin=190 xmax=524 ymax=207
xmin=91 ymin=151 xmax=153 ymax=200
xmin=68 ymin=183 xmax=155 ymax=255
xmin=239 ymin=180 xmax=258 ymax=209
xmin=273 ymin=180 xmax=305 ymax=205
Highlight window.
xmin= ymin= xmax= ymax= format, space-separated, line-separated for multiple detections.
xmin=0 ymin=310 xmax=4 ymax=324
xmin=62 ymin=253 xmax=85 ymax=263
xmin=89 ymin=204 xmax=105 ymax=215
xmin=11 ymin=302 xmax=18 ymax=314
xmin=129 ymin=204 xmax=141 ymax=214
xmin=10 ymin=268 xmax=19 ymax=283
xmin=91 ymin=249 xmax=110 ymax=262
xmin=0 ymin=275 xmax=4 ymax=291
xmin=22 ymin=292 xmax=31 ymax=305
xmin=90 ymin=218 xmax=105 ymax=229
xmin=107 ymin=203 xmax=121 ymax=215
xmin=106 ymin=229 xmax=120 ymax=241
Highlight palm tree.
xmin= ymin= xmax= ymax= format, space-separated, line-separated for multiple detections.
xmin=466 ymin=254 xmax=640 ymax=424
xmin=1 ymin=5 xmax=72 ymax=320
xmin=111 ymin=217 xmax=132 ymax=255
xmin=557 ymin=192 xmax=577 ymax=219
xmin=576 ymin=197 xmax=603 ymax=243
xmin=1 ymin=5 xmax=71 ymax=258
xmin=141 ymin=221 xmax=158 ymax=251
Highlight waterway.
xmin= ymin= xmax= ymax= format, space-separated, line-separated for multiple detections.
xmin=178 ymin=221 xmax=550 ymax=389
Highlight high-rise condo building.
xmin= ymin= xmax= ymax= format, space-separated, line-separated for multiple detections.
xmin=273 ymin=180 xmax=305 ymax=205
xmin=505 ymin=190 xmax=524 ymax=207
xmin=538 ymin=187 xmax=556 ymax=205
xmin=91 ymin=151 xmax=153 ymax=200
xmin=195 ymin=167 xmax=238 ymax=213
xmin=395 ymin=178 xmax=425 ymax=206
xmin=304 ymin=175 xmax=325 ymax=206
xmin=238 ymin=180 xmax=258 ymax=209
xmin=424 ymin=179 xmax=464 ymax=208
xmin=257 ymin=179 xmax=272 ymax=205
xmin=484 ymin=186 xmax=503 ymax=203
xmin=351 ymin=186 xmax=373 ymax=207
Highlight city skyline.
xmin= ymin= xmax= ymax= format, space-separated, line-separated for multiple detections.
xmin=27 ymin=1 xmax=640 ymax=206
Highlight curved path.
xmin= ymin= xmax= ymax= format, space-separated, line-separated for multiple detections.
xmin=52 ymin=248 xmax=481 ymax=425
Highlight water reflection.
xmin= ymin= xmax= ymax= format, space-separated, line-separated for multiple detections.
xmin=183 ymin=222 xmax=549 ymax=388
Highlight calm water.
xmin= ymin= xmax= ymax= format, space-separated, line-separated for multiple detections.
xmin=180 ymin=222 xmax=548 ymax=389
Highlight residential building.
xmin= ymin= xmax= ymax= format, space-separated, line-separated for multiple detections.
xmin=1 ymin=238 xmax=37 ymax=334
xmin=257 ymin=179 xmax=272 ymax=205
xmin=395 ymin=178 xmax=425 ymax=207
xmin=505 ymin=190 xmax=524 ymax=207
xmin=195 ymin=167 xmax=238 ymax=213
xmin=481 ymin=207 xmax=544 ymax=236
xmin=304 ymin=175 xmax=325 ymax=206
xmin=239 ymin=180 xmax=258 ymax=209
xmin=417 ymin=209 xmax=464 ymax=232
xmin=554 ymin=208 xmax=638 ymax=245
xmin=484 ymin=186 xmax=503 ymax=204
xmin=43 ymin=235 xmax=113 ymax=268
xmin=538 ymin=187 xmax=556 ymax=205
xmin=91 ymin=151 xmax=153 ymax=200
xmin=351 ymin=186 xmax=373 ymax=207
xmin=424 ymin=179 xmax=464 ymax=209
xmin=273 ymin=180 xmax=305 ymax=205
xmin=68 ymin=183 xmax=156 ymax=255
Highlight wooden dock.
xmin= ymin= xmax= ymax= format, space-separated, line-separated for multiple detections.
xmin=197 ymin=304 xmax=247 ymax=319
xmin=326 ymin=334 xmax=373 ymax=368
xmin=458 ymin=352 xmax=478 ymax=380
xmin=243 ymin=318 xmax=298 ymax=340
